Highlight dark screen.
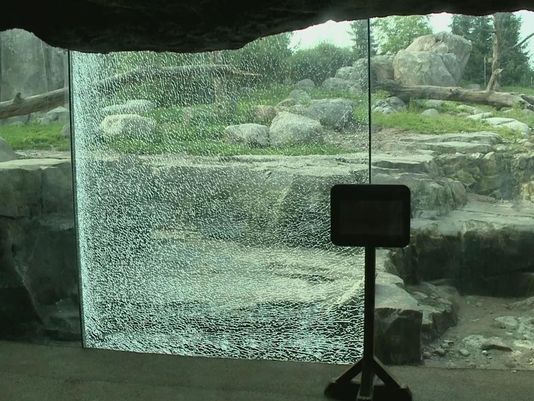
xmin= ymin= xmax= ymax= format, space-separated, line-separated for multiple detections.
xmin=337 ymin=200 xmax=404 ymax=237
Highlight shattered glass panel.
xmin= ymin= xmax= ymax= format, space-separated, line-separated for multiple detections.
xmin=72 ymin=22 xmax=369 ymax=362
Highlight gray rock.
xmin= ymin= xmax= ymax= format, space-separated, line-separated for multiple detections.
xmin=100 ymin=114 xmax=156 ymax=140
xmin=276 ymin=98 xmax=297 ymax=108
xmin=468 ymin=112 xmax=493 ymax=121
xmin=484 ymin=117 xmax=530 ymax=136
xmin=406 ymin=282 xmax=459 ymax=342
xmin=434 ymin=347 xmax=447 ymax=356
xmin=269 ymin=112 xmax=323 ymax=146
xmin=304 ymin=98 xmax=356 ymax=130
xmin=0 ymin=137 xmax=17 ymax=162
xmin=372 ymin=96 xmax=406 ymax=114
xmin=102 ymin=99 xmax=157 ymax=116
xmin=289 ymin=89 xmax=311 ymax=104
xmin=39 ymin=106 xmax=69 ymax=124
xmin=388 ymin=199 xmax=534 ymax=295
xmin=370 ymin=55 xmax=394 ymax=83
xmin=294 ymin=79 xmax=315 ymax=91
xmin=421 ymin=108 xmax=439 ymax=117
xmin=0 ymin=29 xmax=66 ymax=101
xmin=252 ymin=105 xmax=278 ymax=125
xmin=375 ymin=281 xmax=423 ymax=364
xmin=224 ymin=123 xmax=269 ymax=147
xmin=459 ymin=348 xmax=470 ymax=357
xmin=335 ymin=66 xmax=361 ymax=81
xmin=322 ymin=77 xmax=360 ymax=93
xmin=494 ymin=316 xmax=519 ymax=330
xmin=393 ymin=32 xmax=472 ymax=86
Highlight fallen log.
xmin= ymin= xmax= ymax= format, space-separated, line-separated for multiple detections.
xmin=377 ymin=80 xmax=534 ymax=111
xmin=0 ymin=88 xmax=67 ymax=120
xmin=0 ymin=64 xmax=259 ymax=120
xmin=95 ymin=64 xmax=259 ymax=93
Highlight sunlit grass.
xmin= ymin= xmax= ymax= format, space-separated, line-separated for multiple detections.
xmin=0 ymin=123 xmax=68 ymax=150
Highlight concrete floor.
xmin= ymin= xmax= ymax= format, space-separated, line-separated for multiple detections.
xmin=0 ymin=340 xmax=532 ymax=401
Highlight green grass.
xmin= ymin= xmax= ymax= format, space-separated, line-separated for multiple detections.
xmin=372 ymin=110 xmax=495 ymax=134
xmin=106 ymin=137 xmax=347 ymax=156
xmin=0 ymin=123 xmax=68 ymax=150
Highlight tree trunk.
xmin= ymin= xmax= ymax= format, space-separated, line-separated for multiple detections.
xmin=486 ymin=14 xmax=504 ymax=92
xmin=0 ymin=88 xmax=67 ymax=119
xmin=378 ymin=80 xmax=534 ymax=110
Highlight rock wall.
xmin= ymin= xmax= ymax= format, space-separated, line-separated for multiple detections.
xmin=0 ymin=158 xmax=78 ymax=340
xmin=0 ymin=29 xmax=66 ymax=101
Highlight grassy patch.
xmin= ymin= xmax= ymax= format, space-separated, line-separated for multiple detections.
xmin=0 ymin=123 xmax=68 ymax=150
xmin=372 ymin=110 xmax=500 ymax=134
xmin=106 ymin=137 xmax=346 ymax=156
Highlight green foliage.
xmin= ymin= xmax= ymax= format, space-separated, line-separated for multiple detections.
xmin=0 ymin=123 xmax=68 ymax=150
xmin=224 ymin=33 xmax=292 ymax=84
xmin=350 ymin=20 xmax=375 ymax=59
xmin=493 ymin=13 xmax=533 ymax=86
xmin=372 ymin=109 xmax=505 ymax=135
xmin=451 ymin=15 xmax=493 ymax=85
xmin=371 ymin=16 xmax=432 ymax=55
xmin=288 ymin=43 xmax=354 ymax=84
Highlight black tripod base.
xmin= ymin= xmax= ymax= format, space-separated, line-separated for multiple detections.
xmin=325 ymin=380 xmax=412 ymax=401
xmin=324 ymin=357 xmax=412 ymax=401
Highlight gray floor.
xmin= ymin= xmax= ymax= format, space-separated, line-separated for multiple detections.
xmin=0 ymin=340 xmax=532 ymax=401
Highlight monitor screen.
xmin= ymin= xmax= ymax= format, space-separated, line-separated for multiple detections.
xmin=331 ymin=185 xmax=410 ymax=247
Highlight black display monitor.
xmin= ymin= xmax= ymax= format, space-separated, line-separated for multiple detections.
xmin=330 ymin=184 xmax=411 ymax=247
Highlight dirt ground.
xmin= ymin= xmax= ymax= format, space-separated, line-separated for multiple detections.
xmin=422 ymin=294 xmax=534 ymax=371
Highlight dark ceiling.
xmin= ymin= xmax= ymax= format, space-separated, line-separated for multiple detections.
xmin=1 ymin=0 xmax=533 ymax=52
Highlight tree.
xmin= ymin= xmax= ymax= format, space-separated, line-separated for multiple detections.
xmin=371 ymin=16 xmax=432 ymax=55
xmin=224 ymin=32 xmax=292 ymax=84
xmin=494 ymin=13 xmax=532 ymax=86
xmin=350 ymin=19 xmax=375 ymax=60
xmin=288 ymin=43 xmax=354 ymax=84
xmin=450 ymin=15 xmax=493 ymax=85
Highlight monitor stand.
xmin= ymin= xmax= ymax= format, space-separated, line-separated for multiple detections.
xmin=324 ymin=247 xmax=412 ymax=401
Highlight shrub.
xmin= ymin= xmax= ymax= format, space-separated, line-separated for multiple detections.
xmin=288 ymin=43 xmax=354 ymax=85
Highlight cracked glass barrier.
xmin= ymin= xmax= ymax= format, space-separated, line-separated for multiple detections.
xmin=71 ymin=21 xmax=370 ymax=362
xmin=370 ymin=12 xmax=534 ymax=370
xmin=0 ymin=29 xmax=78 ymax=344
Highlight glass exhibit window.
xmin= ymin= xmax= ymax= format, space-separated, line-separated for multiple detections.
xmin=0 ymin=29 xmax=76 ymax=343
xmin=370 ymin=12 xmax=534 ymax=370
xmin=71 ymin=22 xmax=370 ymax=362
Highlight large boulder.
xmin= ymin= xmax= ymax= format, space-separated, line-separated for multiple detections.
xmin=0 ymin=138 xmax=16 ymax=162
xmin=353 ymin=56 xmax=395 ymax=87
xmin=304 ymin=98 xmax=356 ymax=130
xmin=251 ymin=105 xmax=278 ymax=125
xmin=393 ymin=32 xmax=472 ymax=86
xmin=372 ymin=96 xmax=407 ymax=114
xmin=224 ymin=123 xmax=269 ymax=147
xmin=0 ymin=29 xmax=66 ymax=101
xmin=100 ymin=114 xmax=156 ymax=140
xmin=269 ymin=112 xmax=323 ymax=146
xmin=322 ymin=77 xmax=361 ymax=94
xmin=294 ymin=78 xmax=315 ymax=91
xmin=102 ymin=99 xmax=157 ymax=116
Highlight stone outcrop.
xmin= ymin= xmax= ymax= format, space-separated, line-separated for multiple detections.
xmin=0 ymin=138 xmax=16 ymax=162
xmin=0 ymin=158 xmax=78 ymax=340
xmin=100 ymin=114 xmax=157 ymax=140
xmin=393 ymin=32 xmax=472 ymax=87
xmin=0 ymin=29 xmax=65 ymax=101
xmin=2 ymin=1 xmax=531 ymax=53
xmin=269 ymin=112 xmax=324 ymax=146
xmin=224 ymin=123 xmax=270 ymax=147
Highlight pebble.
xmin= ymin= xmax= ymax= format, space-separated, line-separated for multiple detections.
xmin=423 ymin=351 xmax=431 ymax=359
xmin=482 ymin=350 xmax=489 ymax=356
xmin=434 ymin=347 xmax=447 ymax=357
xmin=459 ymin=349 xmax=470 ymax=357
